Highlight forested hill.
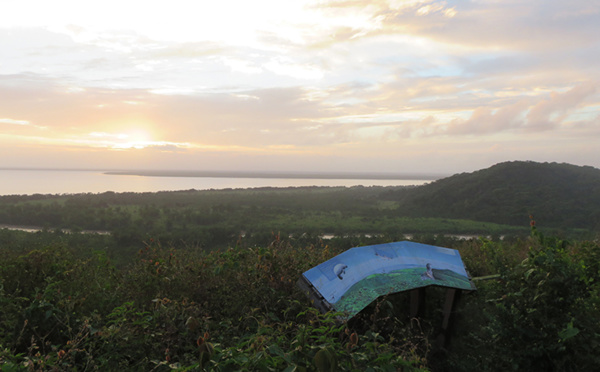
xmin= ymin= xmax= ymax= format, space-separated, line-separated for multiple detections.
xmin=389 ymin=161 xmax=600 ymax=230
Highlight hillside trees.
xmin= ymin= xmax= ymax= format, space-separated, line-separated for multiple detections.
xmin=385 ymin=161 xmax=600 ymax=231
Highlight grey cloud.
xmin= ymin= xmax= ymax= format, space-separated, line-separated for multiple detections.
xmin=566 ymin=114 xmax=600 ymax=136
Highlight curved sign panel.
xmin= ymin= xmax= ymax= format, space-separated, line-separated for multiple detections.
xmin=300 ymin=241 xmax=476 ymax=319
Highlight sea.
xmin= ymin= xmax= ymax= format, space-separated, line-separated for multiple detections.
xmin=0 ymin=169 xmax=435 ymax=196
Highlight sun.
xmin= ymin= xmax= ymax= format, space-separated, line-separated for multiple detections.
xmin=112 ymin=128 xmax=154 ymax=150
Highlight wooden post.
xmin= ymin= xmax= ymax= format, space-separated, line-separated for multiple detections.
xmin=436 ymin=288 xmax=461 ymax=348
xmin=409 ymin=287 xmax=426 ymax=318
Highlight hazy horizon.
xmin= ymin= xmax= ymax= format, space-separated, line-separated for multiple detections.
xmin=1 ymin=1 xmax=599 ymax=174
xmin=0 ymin=166 xmax=448 ymax=179
xmin=0 ymin=168 xmax=436 ymax=195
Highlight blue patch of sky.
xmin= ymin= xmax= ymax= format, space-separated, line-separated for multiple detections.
xmin=564 ymin=105 xmax=600 ymax=122
xmin=415 ymin=64 xmax=462 ymax=78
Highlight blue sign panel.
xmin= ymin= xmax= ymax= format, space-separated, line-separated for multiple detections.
xmin=301 ymin=241 xmax=475 ymax=318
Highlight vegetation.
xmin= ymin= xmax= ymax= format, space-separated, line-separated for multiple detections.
xmin=1 ymin=162 xmax=598 ymax=250
xmin=384 ymin=161 xmax=600 ymax=232
xmin=0 ymin=223 xmax=599 ymax=370
xmin=445 ymin=226 xmax=600 ymax=371
xmin=0 ymin=186 xmax=532 ymax=266
xmin=0 ymin=233 xmax=432 ymax=371
xmin=0 ymin=161 xmax=599 ymax=370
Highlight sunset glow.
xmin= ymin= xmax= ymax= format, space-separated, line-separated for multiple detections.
xmin=0 ymin=0 xmax=599 ymax=174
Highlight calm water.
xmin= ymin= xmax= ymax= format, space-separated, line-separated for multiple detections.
xmin=1 ymin=169 xmax=433 ymax=195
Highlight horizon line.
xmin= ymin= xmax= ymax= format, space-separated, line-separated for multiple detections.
xmin=1 ymin=167 xmax=448 ymax=180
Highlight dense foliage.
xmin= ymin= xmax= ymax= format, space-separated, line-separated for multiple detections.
xmin=446 ymin=226 xmax=600 ymax=371
xmin=0 ymin=232 xmax=432 ymax=371
xmin=1 ymin=223 xmax=599 ymax=371
xmin=2 ymin=162 xmax=598 ymax=249
xmin=384 ymin=161 xmax=600 ymax=231
xmin=0 ymin=186 xmax=530 ymax=258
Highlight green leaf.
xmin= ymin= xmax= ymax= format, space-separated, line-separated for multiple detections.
xmin=268 ymin=344 xmax=292 ymax=364
xmin=524 ymin=268 xmax=535 ymax=279
xmin=559 ymin=323 xmax=580 ymax=341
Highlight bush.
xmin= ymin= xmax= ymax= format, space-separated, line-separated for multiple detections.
xmin=448 ymin=228 xmax=600 ymax=371
xmin=2 ymin=228 xmax=599 ymax=371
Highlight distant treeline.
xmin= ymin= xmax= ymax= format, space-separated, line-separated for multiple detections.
xmin=0 ymin=185 xmax=534 ymax=252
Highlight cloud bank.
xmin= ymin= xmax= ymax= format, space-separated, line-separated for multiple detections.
xmin=0 ymin=0 xmax=599 ymax=173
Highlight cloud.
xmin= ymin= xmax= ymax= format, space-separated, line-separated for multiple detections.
xmin=565 ymin=113 xmax=600 ymax=137
xmin=1 ymin=69 xmax=597 ymax=155
xmin=144 ymin=144 xmax=190 ymax=153
xmin=444 ymin=100 xmax=532 ymax=135
xmin=149 ymin=42 xmax=227 ymax=59
xmin=264 ymin=58 xmax=324 ymax=80
xmin=380 ymin=1 xmax=599 ymax=51
xmin=1 ymin=1 xmax=600 ymax=174
xmin=0 ymin=118 xmax=31 ymax=126
xmin=440 ymin=82 xmax=598 ymax=136
xmin=310 ymin=0 xmax=599 ymax=56
xmin=525 ymin=82 xmax=597 ymax=131
xmin=0 ymin=74 xmax=334 ymax=149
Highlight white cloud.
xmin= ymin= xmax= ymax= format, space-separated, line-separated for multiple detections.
xmin=221 ymin=58 xmax=263 ymax=75
xmin=264 ymin=58 xmax=325 ymax=80
xmin=0 ymin=118 xmax=30 ymax=126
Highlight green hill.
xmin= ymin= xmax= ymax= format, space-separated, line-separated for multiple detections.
xmin=387 ymin=161 xmax=600 ymax=231
xmin=1 ymin=161 xmax=598 ymax=240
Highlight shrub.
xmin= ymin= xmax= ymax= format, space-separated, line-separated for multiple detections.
xmin=447 ymin=228 xmax=600 ymax=371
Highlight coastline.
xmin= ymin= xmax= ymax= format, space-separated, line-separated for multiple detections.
xmin=1 ymin=169 xmax=439 ymax=195
xmin=103 ymin=170 xmax=446 ymax=180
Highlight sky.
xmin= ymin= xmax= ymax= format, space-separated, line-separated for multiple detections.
xmin=1 ymin=0 xmax=599 ymax=175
